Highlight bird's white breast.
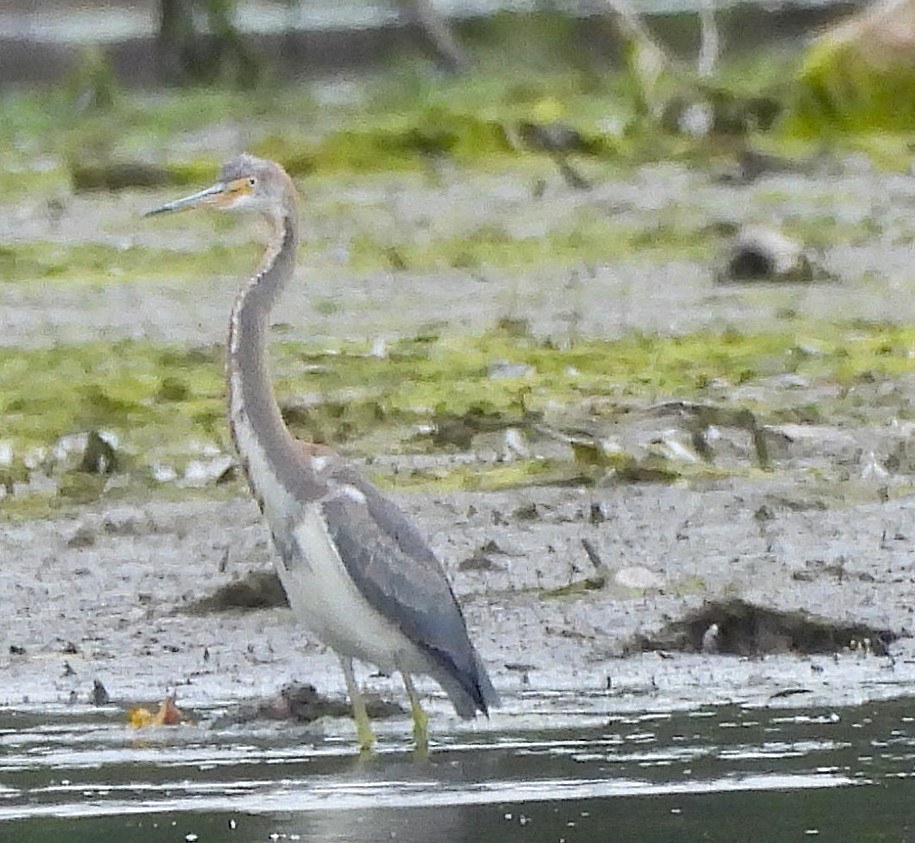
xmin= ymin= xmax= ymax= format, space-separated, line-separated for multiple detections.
xmin=285 ymin=505 xmax=413 ymax=673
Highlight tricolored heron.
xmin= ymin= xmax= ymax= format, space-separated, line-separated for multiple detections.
xmin=146 ymin=154 xmax=498 ymax=753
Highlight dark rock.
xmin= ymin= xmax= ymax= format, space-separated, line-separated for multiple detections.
xmin=718 ymin=226 xmax=817 ymax=284
xmin=214 ymin=682 xmax=404 ymax=726
xmin=91 ymin=679 xmax=110 ymax=706
xmin=80 ymin=431 xmax=119 ymax=475
xmin=66 ymin=523 xmax=97 ymax=548
xmin=186 ymin=569 xmax=289 ymax=613
xmin=459 ymin=550 xmax=498 ymax=571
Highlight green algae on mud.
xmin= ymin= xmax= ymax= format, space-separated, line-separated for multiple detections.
xmin=1 ymin=321 xmax=914 ymax=521
xmin=2 ymin=212 xmax=721 ymax=289
xmin=346 ymin=211 xmax=724 ymax=275
xmin=0 ymin=241 xmax=253 ymax=285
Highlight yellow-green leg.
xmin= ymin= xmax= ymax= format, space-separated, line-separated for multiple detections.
xmin=400 ymin=669 xmax=430 ymax=756
xmin=340 ymin=657 xmax=376 ymax=754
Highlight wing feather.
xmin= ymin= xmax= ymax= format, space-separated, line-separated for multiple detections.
xmin=320 ymin=479 xmax=492 ymax=714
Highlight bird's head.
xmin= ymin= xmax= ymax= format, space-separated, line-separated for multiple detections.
xmin=145 ymin=154 xmax=294 ymax=220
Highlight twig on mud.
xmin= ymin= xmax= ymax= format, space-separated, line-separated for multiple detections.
xmin=581 ymin=538 xmax=611 ymax=587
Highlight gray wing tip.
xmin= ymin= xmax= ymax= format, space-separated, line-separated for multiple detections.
xmin=475 ymin=654 xmax=501 ymax=715
xmin=435 ymin=650 xmax=500 ymax=719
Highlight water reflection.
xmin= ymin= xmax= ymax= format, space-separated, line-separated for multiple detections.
xmin=1 ymin=695 xmax=914 ymax=841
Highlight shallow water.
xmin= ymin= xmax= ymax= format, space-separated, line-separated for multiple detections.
xmin=2 ymin=692 xmax=913 ymax=841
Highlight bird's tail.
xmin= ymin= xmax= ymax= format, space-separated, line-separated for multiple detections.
xmin=433 ymin=649 xmax=499 ymax=719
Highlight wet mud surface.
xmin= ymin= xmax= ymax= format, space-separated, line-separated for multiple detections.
xmin=2 ymin=476 xmax=914 ymax=719
xmin=2 ymin=158 xmax=915 ymax=734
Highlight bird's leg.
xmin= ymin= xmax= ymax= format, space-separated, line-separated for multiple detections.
xmin=340 ymin=657 xmax=376 ymax=754
xmin=399 ymin=669 xmax=430 ymax=755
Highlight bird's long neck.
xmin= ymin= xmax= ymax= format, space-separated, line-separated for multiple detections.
xmin=227 ymin=211 xmax=309 ymax=508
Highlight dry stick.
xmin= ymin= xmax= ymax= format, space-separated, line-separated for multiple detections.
xmin=581 ymin=538 xmax=607 ymax=573
xmin=580 ymin=539 xmax=611 ymax=589
xmin=401 ymin=0 xmax=470 ymax=73
xmin=602 ymin=0 xmax=720 ymax=119
xmin=697 ymin=0 xmax=720 ymax=79
xmin=600 ymin=0 xmax=683 ymax=77
xmin=550 ymin=150 xmax=591 ymax=191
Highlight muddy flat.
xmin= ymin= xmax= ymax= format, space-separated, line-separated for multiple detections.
xmin=3 ymin=156 xmax=914 ymax=707
xmin=2 ymin=153 xmax=915 ymax=838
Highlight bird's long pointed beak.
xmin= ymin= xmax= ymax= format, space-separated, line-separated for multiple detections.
xmin=144 ymin=182 xmax=229 ymax=217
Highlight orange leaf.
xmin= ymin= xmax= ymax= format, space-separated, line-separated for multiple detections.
xmin=158 ymin=697 xmax=184 ymax=725
xmin=128 ymin=696 xmax=189 ymax=728
xmin=128 ymin=706 xmax=156 ymax=729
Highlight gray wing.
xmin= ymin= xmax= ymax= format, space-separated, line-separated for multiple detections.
xmin=320 ymin=477 xmax=491 ymax=713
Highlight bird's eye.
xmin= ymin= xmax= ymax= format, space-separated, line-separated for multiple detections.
xmin=247 ymin=177 xmax=257 ymax=187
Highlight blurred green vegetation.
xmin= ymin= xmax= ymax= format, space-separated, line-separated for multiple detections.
xmin=783 ymin=4 xmax=915 ymax=137
xmin=0 ymin=14 xmax=793 ymax=199
xmin=3 ymin=9 xmax=914 ymax=208
xmin=3 ymin=7 xmax=913 ymax=206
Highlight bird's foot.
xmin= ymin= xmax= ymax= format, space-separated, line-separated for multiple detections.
xmin=398 ymin=667 xmax=431 ymax=758
xmin=411 ymin=701 xmax=430 ymax=758
xmin=356 ymin=720 xmax=377 ymax=756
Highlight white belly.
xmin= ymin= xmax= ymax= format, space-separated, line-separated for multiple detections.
xmin=281 ymin=505 xmax=415 ymax=673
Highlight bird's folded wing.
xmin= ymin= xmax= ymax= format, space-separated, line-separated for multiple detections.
xmin=320 ymin=482 xmax=477 ymax=680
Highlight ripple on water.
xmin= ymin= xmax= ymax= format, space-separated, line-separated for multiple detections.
xmin=1 ymin=693 xmax=913 ymax=832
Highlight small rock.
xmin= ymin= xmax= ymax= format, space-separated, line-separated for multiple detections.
xmin=214 ymin=682 xmax=404 ymax=726
xmin=718 ymin=226 xmax=815 ymax=283
xmin=767 ymin=373 xmax=811 ymax=389
xmin=614 ymin=566 xmax=665 ymax=591
xmin=701 ymin=623 xmax=721 ymax=654
xmin=513 ymin=502 xmax=542 ymax=521
xmin=488 ymin=361 xmax=535 ymax=380
xmin=716 ymin=149 xmax=803 ymax=185
xmin=91 ymin=679 xmax=110 ymax=706
xmin=649 ymin=430 xmax=703 ymax=464
xmin=103 ymin=507 xmax=148 ymax=536
xmin=182 ymin=455 xmax=236 ymax=487
xmin=459 ymin=550 xmax=498 ymax=572
xmin=79 ymin=431 xmax=119 ymax=474
xmin=66 ymin=522 xmax=97 ymax=548
xmin=152 ymin=463 xmax=178 ymax=483
xmin=186 ymin=569 xmax=289 ymax=613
